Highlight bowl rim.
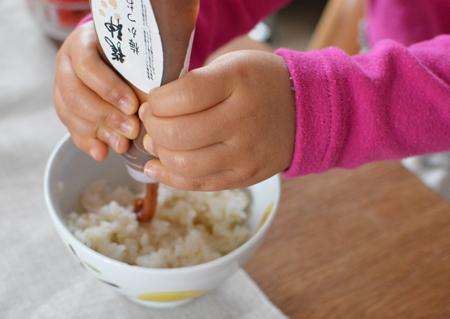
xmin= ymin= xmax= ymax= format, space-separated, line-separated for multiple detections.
xmin=44 ymin=133 xmax=281 ymax=274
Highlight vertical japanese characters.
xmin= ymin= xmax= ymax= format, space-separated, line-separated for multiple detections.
xmin=103 ymin=0 xmax=142 ymax=64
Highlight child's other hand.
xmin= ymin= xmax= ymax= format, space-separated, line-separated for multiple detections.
xmin=140 ymin=50 xmax=296 ymax=191
xmin=54 ymin=22 xmax=140 ymax=161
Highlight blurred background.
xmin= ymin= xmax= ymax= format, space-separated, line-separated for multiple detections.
xmin=26 ymin=0 xmax=365 ymax=61
xmin=263 ymin=0 xmax=328 ymax=51
xmin=26 ymin=0 xmax=329 ymax=53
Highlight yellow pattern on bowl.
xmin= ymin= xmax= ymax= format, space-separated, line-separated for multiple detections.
xmin=256 ymin=204 xmax=274 ymax=233
xmin=138 ymin=290 xmax=209 ymax=302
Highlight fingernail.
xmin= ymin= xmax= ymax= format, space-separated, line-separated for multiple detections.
xmin=120 ymin=121 xmax=135 ymax=137
xmin=139 ymin=102 xmax=148 ymax=120
xmin=109 ymin=133 xmax=120 ymax=150
xmin=143 ymin=134 xmax=156 ymax=156
xmin=119 ymin=98 xmax=135 ymax=114
xmin=144 ymin=165 xmax=157 ymax=178
xmin=90 ymin=148 xmax=98 ymax=161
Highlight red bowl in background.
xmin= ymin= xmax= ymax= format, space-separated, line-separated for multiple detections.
xmin=27 ymin=0 xmax=91 ymax=41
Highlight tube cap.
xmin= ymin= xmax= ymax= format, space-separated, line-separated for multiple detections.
xmin=126 ymin=165 xmax=158 ymax=183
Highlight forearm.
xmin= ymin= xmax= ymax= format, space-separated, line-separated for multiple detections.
xmin=366 ymin=0 xmax=450 ymax=47
xmin=277 ymin=35 xmax=450 ymax=177
xmin=190 ymin=0 xmax=291 ymax=69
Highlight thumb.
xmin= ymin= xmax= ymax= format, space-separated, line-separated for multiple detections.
xmin=146 ymin=63 xmax=233 ymax=117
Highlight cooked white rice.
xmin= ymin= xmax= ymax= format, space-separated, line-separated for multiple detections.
xmin=67 ymin=180 xmax=251 ymax=268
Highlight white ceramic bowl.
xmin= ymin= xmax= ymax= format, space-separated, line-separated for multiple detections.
xmin=44 ymin=134 xmax=281 ymax=308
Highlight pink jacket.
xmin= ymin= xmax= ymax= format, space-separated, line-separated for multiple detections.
xmin=192 ymin=0 xmax=450 ymax=177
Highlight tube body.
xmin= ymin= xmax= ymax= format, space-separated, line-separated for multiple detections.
xmin=122 ymin=0 xmax=200 ymax=183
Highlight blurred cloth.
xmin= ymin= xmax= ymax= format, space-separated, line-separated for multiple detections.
xmin=0 ymin=1 xmax=287 ymax=318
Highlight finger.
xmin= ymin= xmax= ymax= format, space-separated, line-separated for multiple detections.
xmin=96 ymin=125 xmax=130 ymax=154
xmin=144 ymin=135 xmax=231 ymax=178
xmin=144 ymin=160 xmax=244 ymax=191
xmin=146 ymin=64 xmax=233 ymax=117
xmin=56 ymin=54 xmax=140 ymax=139
xmin=140 ymin=101 xmax=230 ymax=151
xmin=54 ymin=86 xmax=98 ymax=137
xmin=70 ymin=24 xmax=139 ymax=115
xmin=61 ymin=109 xmax=130 ymax=156
xmin=70 ymin=130 xmax=109 ymax=162
xmin=55 ymin=87 xmax=130 ymax=154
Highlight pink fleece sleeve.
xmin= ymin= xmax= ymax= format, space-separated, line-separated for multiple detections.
xmin=276 ymin=35 xmax=450 ymax=177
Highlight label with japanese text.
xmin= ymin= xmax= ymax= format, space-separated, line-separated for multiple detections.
xmin=91 ymin=0 xmax=163 ymax=93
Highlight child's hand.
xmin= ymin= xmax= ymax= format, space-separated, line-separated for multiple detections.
xmin=139 ymin=50 xmax=296 ymax=191
xmin=54 ymin=22 xmax=140 ymax=161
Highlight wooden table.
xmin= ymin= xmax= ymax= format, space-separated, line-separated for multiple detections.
xmin=245 ymin=161 xmax=450 ymax=318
